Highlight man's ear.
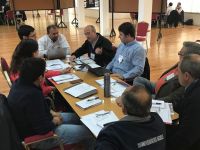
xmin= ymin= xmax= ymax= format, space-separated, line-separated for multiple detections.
xmin=184 ymin=72 xmax=192 ymax=81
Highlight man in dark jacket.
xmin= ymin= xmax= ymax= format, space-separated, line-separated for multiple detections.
xmin=133 ymin=41 xmax=200 ymax=107
xmin=7 ymin=58 xmax=94 ymax=150
xmin=70 ymin=25 xmax=114 ymax=67
xmin=95 ymin=85 xmax=166 ymax=150
xmin=166 ymin=54 xmax=200 ymax=150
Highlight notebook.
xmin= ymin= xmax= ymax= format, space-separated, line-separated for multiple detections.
xmin=47 ymin=47 xmax=67 ymax=60
xmin=64 ymin=83 xmax=97 ymax=99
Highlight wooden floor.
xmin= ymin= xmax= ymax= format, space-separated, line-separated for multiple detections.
xmin=0 ymin=13 xmax=200 ymax=94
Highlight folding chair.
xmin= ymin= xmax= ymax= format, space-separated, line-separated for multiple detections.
xmin=136 ymin=21 xmax=149 ymax=52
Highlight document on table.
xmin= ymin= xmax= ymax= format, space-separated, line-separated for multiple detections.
xmin=80 ymin=110 xmax=119 ymax=137
xmin=96 ymin=78 xmax=128 ymax=97
xmin=76 ymin=96 xmax=102 ymax=109
xmin=87 ymin=63 xmax=101 ymax=69
xmin=151 ymin=99 xmax=172 ymax=124
xmin=64 ymin=83 xmax=97 ymax=98
xmin=46 ymin=59 xmax=71 ymax=70
xmin=51 ymin=74 xmax=80 ymax=84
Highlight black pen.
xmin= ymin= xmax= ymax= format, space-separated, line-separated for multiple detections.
xmin=96 ymin=111 xmax=110 ymax=117
xmin=87 ymin=96 xmax=99 ymax=101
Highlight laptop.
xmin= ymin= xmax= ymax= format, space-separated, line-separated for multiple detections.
xmin=88 ymin=67 xmax=111 ymax=77
xmin=47 ymin=47 xmax=67 ymax=60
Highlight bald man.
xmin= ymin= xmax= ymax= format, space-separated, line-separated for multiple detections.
xmin=96 ymin=85 xmax=166 ymax=150
xmin=70 ymin=25 xmax=114 ymax=67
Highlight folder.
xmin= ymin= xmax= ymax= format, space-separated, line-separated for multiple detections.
xmin=64 ymin=83 xmax=97 ymax=99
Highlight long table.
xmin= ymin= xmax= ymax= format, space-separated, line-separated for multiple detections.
xmin=53 ymin=69 xmax=125 ymax=119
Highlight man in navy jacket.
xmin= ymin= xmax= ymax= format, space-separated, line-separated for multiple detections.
xmin=95 ymin=85 xmax=166 ymax=150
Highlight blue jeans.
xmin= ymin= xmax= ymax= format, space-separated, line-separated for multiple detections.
xmin=133 ymin=77 xmax=156 ymax=94
xmin=32 ymin=113 xmax=95 ymax=150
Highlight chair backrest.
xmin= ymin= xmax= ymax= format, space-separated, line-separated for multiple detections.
xmin=141 ymin=57 xmax=150 ymax=80
xmin=6 ymin=10 xmax=14 ymax=20
xmin=0 ymin=93 xmax=23 ymax=150
xmin=0 ymin=57 xmax=12 ymax=87
xmin=136 ymin=22 xmax=149 ymax=37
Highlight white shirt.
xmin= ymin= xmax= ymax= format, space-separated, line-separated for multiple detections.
xmin=166 ymin=6 xmax=173 ymax=16
xmin=38 ymin=34 xmax=71 ymax=56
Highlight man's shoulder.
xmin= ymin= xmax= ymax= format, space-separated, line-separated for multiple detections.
xmin=38 ymin=34 xmax=48 ymax=42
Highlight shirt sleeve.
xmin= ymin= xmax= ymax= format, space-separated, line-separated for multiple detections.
xmin=38 ymin=36 xmax=47 ymax=56
xmin=123 ymin=46 xmax=146 ymax=79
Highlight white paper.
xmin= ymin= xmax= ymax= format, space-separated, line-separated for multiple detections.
xmin=76 ymin=96 xmax=102 ymax=109
xmin=152 ymin=100 xmax=165 ymax=108
xmin=64 ymin=83 xmax=96 ymax=98
xmin=46 ymin=59 xmax=71 ymax=70
xmin=96 ymin=79 xmax=127 ymax=98
xmin=151 ymin=102 xmax=172 ymax=124
xmin=87 ymin=63 xmax=101 ymax=69
xmin=80 ymin=110 xmax=119 ymax=137
xmin=81 ymin=58 xmax=96 ymax=64
xmin=51 ymin=74 xmax=80 ymax=84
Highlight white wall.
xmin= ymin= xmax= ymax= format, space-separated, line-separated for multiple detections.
xmin=184 ymin=12 xmax=200 ymax=26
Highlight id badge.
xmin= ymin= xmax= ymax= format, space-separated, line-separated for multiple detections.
xmin=165 ymin=73 xmax=175 ymax=81
xmin=90 ymin=53 xmax=95 ymax=60
xmin=118 ymin=55 xmax=123 ymax=63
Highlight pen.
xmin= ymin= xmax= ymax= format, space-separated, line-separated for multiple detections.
xmin=96 ymin=111 xmax=110 ymax=117
xmin=87 ymin=96 xmax=99 ymax=101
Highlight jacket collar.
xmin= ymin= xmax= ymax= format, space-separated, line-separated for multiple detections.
xmin=120 ymin=115 xmax=151 ymax=123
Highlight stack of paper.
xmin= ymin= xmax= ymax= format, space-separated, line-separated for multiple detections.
xmin=81 ymin=110 xmax=119 ymax=137
xmin=87 ymin=63 xmax=101 ymax=69
xmin=51 ymin=74 xmax=80 ymax=84
xmin=96 ymin=78 xmax=128 ymax=97
xmin=151 ymin=99 xmax=172 ymax=124
xmin=76 ymin=96 xmax=102 ymax=109
xmin=46 ymin=59 xmax=71 ymax=70
xmin=64 ymin=83 xmax=97 ymax=98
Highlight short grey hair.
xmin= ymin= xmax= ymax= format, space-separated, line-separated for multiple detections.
xmin=180 ymin=54 xmax=200 ymax=79
xmin=183 ymin=41 xmax=200 ymax=55
xmin=121 ymin=85 xmax=152 ymax=117
xmin=85 ymin=25 xmax=96 ymax=33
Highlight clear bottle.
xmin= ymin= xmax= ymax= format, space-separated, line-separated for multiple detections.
xmin=104 ymin=73 xmax=111 ymax=97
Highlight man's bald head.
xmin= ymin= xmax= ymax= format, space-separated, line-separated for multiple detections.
xmin=121 ymin=85 xmax=152 ymax=117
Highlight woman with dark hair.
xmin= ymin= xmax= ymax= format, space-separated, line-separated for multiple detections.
xmin=10 ymin=39 xmax=70 ymax=96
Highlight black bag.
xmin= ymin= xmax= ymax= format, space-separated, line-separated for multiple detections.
xmin=184 ymin=19 xmax=193 ymax=25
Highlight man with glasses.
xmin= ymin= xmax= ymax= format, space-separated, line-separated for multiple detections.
xmin=133 ymin=42 xmax=200 ymax=107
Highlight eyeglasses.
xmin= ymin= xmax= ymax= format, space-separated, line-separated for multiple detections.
xmin=178 ymin=51 xmax=184 ymax=56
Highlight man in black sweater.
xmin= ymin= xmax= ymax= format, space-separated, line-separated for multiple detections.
xmin=95 ymin=85 xmax=166 ymax=150
xmin=70 ymin=25 xmax=114 ymax=67
xmin=166 ymin=54 xmax=200 ymax=150
xmin=7 ymin=58 xmax=94 ymax=150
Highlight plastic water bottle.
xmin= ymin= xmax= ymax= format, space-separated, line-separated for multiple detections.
xmin=104 ymin=73 xmax=111 ymax=97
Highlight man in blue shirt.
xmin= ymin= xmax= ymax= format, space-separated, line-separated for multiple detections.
xmin=106 ymin=22 xmax=146 ymax=80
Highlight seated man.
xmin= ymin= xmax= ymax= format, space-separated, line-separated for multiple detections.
xmin=18 ymin=25 xmax=36 ymax=40
xmin=166 ymin=54 xmax=200 ymax=150
xmin=133 ymin=41 xmax=200 ymax=107
xmin=7 ymin=58 xmax=95 ymax=150
xmin=70 ymin=25 xmax=114 ymax=67
xmin=38 ymin=24 xmax=71 ymax=57
xmin=96 ymin=85 xmax=166 ymax=150
xmin=106 ymin=22 xmax=146 ymax=80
